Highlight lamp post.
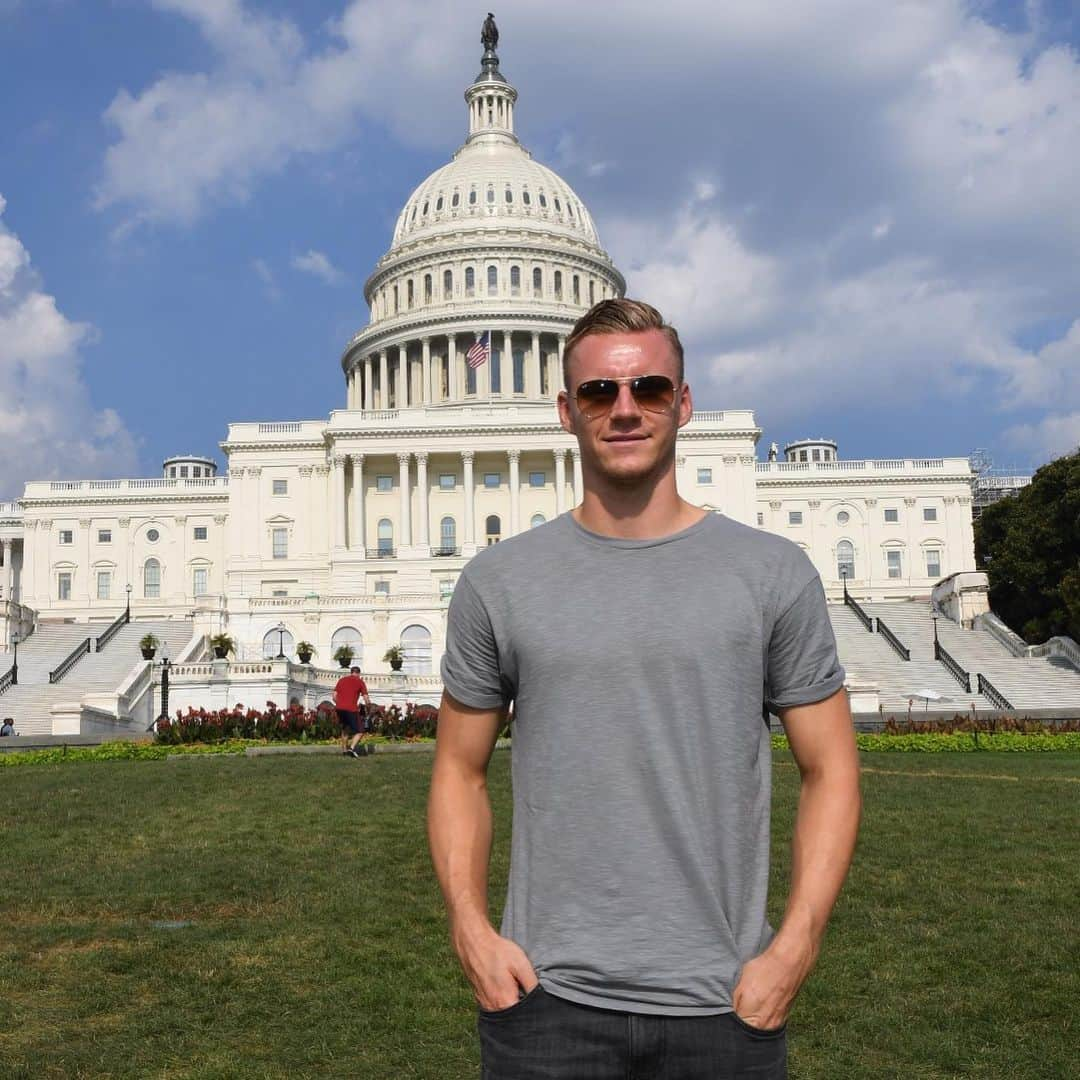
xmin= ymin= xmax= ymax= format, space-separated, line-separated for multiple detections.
xmin=158 ymin=645 xmax=172 ymax=723
xmin=125 ymin=583 xmax=132 ymax=621
xmin=931 ymin=608 xmax=940 ymax=657
xmin=10 ymin=631 xmax=18 ymax=687
xmin=275 ymin=621 xmax=287 ymax=659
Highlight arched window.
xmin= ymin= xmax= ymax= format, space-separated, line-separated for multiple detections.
xmin=837 ymin=541 xmax=855 ymax=581
xmin=505 ymin=187 xmax=513 ymax=203
xmin=443 ymin=269 xmax=453 ymax=299
xmin=436 ymin=196 xmax=444 ymax=211
xmin=424 ymin=274 xmax=432 ymax=303
xmin=401 ymin=624 xmax=432 ymax=675
xmin=439 ymin=516 xmax=457 ymax=555
xmin=573 ymin=275 xmax=581 ymax=304
xmin=554 ymin=197 xmax=562 ymax=212
xmin=393 ymin=284 xmax=399 ymax=313
xmin=452 ymin=191 xmax=460 ymax=208
xmin=533 ymin=267 xmax=542 ymax=297
xmin=513 ymin=348 xmax=525 ymax=393
xmin=522 ymin=190 xmax=531 ymax=205
xmin=468 ymin=189 xmax=477 ymax=205
xmin=486 ymin=186 xmax=495 ymax=204
xmin=539 ymin=192 xmax=547 ymax=208
xmin=530 ymin=513 xmax=546 ymax=529
xmin=143 ymin=558 xmax=161 ymax=599
xmin=510 ymin=265 xmax=520 ymax=295
xmin=554 ymin=270 xmax=563 ymax=300
xmin=263 ymin=627 xmax=295 ymax=659
xmin=465 ymin=267 xmax=475 ymax=296
xmin=487 ymin=265 xmax=498 ymax=295
xmin=331 ymin=626 xmax=364 ymax=667
xmin=377 ymin=518 xmax=394 ymax=556
xmin=422 ymin=201 xmax=429 ymax=216
xmin=485 ymin=514 xmax=502 ymax=545
xmin=407 ymin=280 xmax=414 ymax=308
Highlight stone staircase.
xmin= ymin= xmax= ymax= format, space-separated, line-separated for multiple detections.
xmin=0 ymin=619 xmax=193 ymax=736
xmin=832 ymin=601 xmax=1080 ymax=713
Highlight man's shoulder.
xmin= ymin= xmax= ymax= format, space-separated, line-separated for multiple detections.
xmin=706 ymin=512 xmax=811 ymax=563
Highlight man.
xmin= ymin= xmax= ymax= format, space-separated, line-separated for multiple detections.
xmin=428 ymin=299 xmax=861 ymax=1078
xmin=0 ymin=717 xmax=14 ymax=737
xmin=334 ymin=666 xmax=372 ymax=758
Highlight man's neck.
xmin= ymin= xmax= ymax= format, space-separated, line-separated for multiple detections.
xmin=572 ymin=471 xmax=706 ymax=540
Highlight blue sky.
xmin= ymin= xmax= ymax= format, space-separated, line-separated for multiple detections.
xmin=2 ymin=1 xmax=1079 ymax=499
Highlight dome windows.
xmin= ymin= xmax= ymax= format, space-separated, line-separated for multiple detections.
xmin=424 ymin=274 xmax=432 ymax=304
xmin=554 ymin=270 xmax=563 ymax=300
xmin=436 ymin=196 xmax=444 ymax=211
xmin=452 ymin=191 xmax=460 ymax=208
xmin=407 ymin=280 xmax=414 ymax=309
xmin=465 ymin=267 xmax=475 ymax=296
xmin=510 ymin=265 xmax=521 ymax=295
xmin=573 ymin=275 xmax=581 ymax=304
xmin=422 ymin=200 xmax=429 ymax=216
xmin=554 ymin=197 xmax=562 ymax=212
xmin=505 ymin=187 xmax=513 ymax=203
xmin=522 ymin=190 xmax=531 ymax=206
xmin=533 ymin=267 xmax=542 ymax=297
xmin=410 ymin=205 xmax=417 ymax=223
xmin=486 ymin=186 xmax=495 ymax=204
xmin=443 ymin=269 xmax=453 ymax=300
xmin=469 ymin=189 xmax=477 ymax=206
xmin=539 ymin=192 xmax=547 ymax=208
xmin=487 ymin=265 xmax=498 ymax=295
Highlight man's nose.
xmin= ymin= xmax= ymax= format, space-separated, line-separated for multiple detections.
xmin=608 ymin=383 xmax=641 ymax=419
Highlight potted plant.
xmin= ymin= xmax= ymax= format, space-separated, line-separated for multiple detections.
xmin=139 ymin=633 xmax=160 ymax=661
xmin=333 ymin=644 xmax=354 ymax=669
xmin=210 ymin=633 xmax=234 ymax=660
xmin=383 ymin=644 xmax=404 ymax=672
xmin=296 ymin=641 xmax=315 ymax=664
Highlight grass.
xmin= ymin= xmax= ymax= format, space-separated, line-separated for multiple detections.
xmin=1 ymin=751 xmax=1077 ymax=1079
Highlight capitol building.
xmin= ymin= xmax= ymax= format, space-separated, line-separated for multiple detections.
xmin=0 ymin=30 xmax=988 ymax=731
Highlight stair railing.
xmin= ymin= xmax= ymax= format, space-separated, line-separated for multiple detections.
xmin=842 ymin=578 xmax=873 ymax=633
xmin=0 ymin=665 xmax=14 ymax=696
xmin=977 ymin=673 xmax=1013 ymax=711
xmin=49 ymin=637 xmax=91 ymax=684
xmin=875 ymin=617 xmax=911 ymax=661
xmin=934 ymin=640 xmax=971 ymax=692
xmin=95 ymin=606 xmax=130 ymax=652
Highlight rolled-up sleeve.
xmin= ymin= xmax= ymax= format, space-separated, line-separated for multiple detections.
xmin=440 ymin=574 xmax=509 ymax=710
xmin=765 ymin=574 xmax=846 ymax=712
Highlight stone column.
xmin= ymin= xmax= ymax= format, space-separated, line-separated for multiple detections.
xmin=398 ymin=344 xmax=409 ymax=408
xmin=352 ymin=454 xmax=365 ymax=553
xmin=379 ymin=349 xmax=389 ymax=410
xmin=398 ymin=452 xmax=412 ymax=548
xmin=462 ymin=450 xmax=475 ymax=545
xmin=502 ymin=330 xmax=513 ymax=396
xmin=531 ymin=331 xmax=541 ymax=397
xmin=332 ymin=455 xmax=347 ymax=549
xmin=572 ymin=449 xmax=583 ymax=505
xmin=421 ymin=338 xmax=431 ymax=406
xmin=447 ymin=334 xmax=459 ymax=401
xmin=508 ymin=449 xmax=521 ymax=535
xmin=2 ymin=539 xmax=11 ymax=602
xmin=554 ymin=448 xmax=567 ymax=515
xmin=416 ymin=452 xmax=430 ymax=548
xmin=557 ymin=334 xmax=566 ymax=394
xmin=364 ymin=356 xmax=374 ymax=410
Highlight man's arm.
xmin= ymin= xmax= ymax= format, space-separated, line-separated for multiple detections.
xmin=732 ymin=687 xmax=861 ymax=1029
xmin=427 ymin=690 xmax=538 ymax=1011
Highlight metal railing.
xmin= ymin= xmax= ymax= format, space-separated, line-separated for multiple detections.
xmin=431 ymin=546 xmax=461 ymax=557
xmin=95 ymin=606 xmax=130 ymax=652
xmin=49 ymin=637 xmax=91 ymax=684
xmin=842 ymin=579 xmax=873 ymax=632
xmin=977 ymin=673 xmax=1013 ymax=711
xmin=0 ymin=665 xmax=14 ymax=696
xmin=366 ymin=548 xmax=397 ymax=559
xmin=876 ymin=618 xmax=911 ymax=661
xmin=934 ymin=641 xmax=971 ymax=692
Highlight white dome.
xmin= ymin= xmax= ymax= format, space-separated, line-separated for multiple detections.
xmin=390 ymin=143 xmax=601 ymax=250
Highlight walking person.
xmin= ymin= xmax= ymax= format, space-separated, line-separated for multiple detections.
xmin=335 ymin=666 xmax=372 ymax=758
xmin=428 ymin=298 xmax=861 ymax=1078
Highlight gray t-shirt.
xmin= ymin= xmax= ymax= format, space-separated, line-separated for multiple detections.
xmin=441 ymin=511 xmax=844 ymax=1015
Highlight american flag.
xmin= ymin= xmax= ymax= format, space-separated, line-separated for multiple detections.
xmin=466 ymin=330 xmax=491 ymax=369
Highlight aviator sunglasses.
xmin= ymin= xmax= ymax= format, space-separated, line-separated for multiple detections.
xmin=573 ymin=374 xmax=679 ymax=419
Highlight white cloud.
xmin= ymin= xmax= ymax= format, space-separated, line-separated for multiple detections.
xmin=0 ymin=195 xmax=138 ymax=499
xmin=251 ymin=257 xmax=280 ymax=299
xmin=291 ymin=249 xmax=346 ymax=285
xmin=1004 ymin=412 xmax=1080 ymax=462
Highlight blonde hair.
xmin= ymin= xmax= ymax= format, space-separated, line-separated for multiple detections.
xmin=562 ymin=298 xmax=684 ymax=388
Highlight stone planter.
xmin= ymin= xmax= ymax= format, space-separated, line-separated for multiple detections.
xmin=213 ymin=646 xmax=229 ymax=660
xmin=390 ymin=659 xmax=404 ymax=672
xmin=141 ymin=648 xmax=156 ymax=661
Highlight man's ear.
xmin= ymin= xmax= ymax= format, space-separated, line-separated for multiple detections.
xmin=557 ymin=390 xmax=576 ymax=435
xmin=676 ymin=382 xmax=693 ymax=429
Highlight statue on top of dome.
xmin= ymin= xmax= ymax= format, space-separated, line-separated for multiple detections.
xmin=481 ymin=12 xmax=499 ymax=52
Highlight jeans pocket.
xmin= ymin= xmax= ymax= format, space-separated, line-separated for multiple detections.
xmin=729 ymin=1011 xmax=787 ymax=1039
xmin=478 ymin=982 xmax=544 ymax=1021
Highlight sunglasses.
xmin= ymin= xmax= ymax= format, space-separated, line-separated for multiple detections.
xmin=572 ymin=375 xmax=679 ymax=419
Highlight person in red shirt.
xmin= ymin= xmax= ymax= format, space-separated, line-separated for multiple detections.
xmin=334 ymin=666 xmax=372 ymax=758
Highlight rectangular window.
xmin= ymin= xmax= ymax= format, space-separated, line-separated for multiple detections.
xmin=439 ymin=473 xmax=456 ymax=490
xmin=483 ymin=472 xmax=501 ymax=489
xmin=756 ymin=513 xmax=764 ymax=527
xmin=59 ymin=530 xmax=73 ymax=545
xmin=179 ymin=466 xmax=188 ymax=478
xmin=272 ymin=528 xmax=288 ymax=559
xmin=887 ymin=550 xmax=903 ymax=578
xmin=58 ymin=572 xmax=72 ymax=600
xmin=528 ymin=471 xmax=545 ymax=488
xmin=272 ymin=589 xmax=287 ymax=598
xmin=697 ymin=468 xmax=713 ymax=485
xmin=193 ymin=526 xmax=208 ymax=541
xmin=98 ymin=529 xmax=112 ymax=544
xmin=439 ymin=578 xmax=455 ymax=600
xmin=376 ymin=475 xmax=393 ymax=492
xmin=923 ymin=507 xmax=937 ymax=522
xmin=884 ymin=508 xmax=899 ymax=523
xmin=192 ymin=568 xmax=208 ymax=596
xmin=374 ymin=579 xmax=390 ymax=595
xmin=272 ymin=479 xmax=288 ymax=496
xmin=925 ymin=549 xmax=941 ymax=578
xmin=788 ymin=511 xmax=803 ymax=525
xmin=96 ymin=571 xmax=111 ymax=600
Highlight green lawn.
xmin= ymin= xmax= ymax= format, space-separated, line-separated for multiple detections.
xmin=1 ymin=750 xmax=1077 ymax=1079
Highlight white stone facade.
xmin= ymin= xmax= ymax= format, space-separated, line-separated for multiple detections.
xmin=0 ymin=40 xmax=976 ymax=678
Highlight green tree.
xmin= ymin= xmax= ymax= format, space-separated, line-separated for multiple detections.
xmin=975 ymin=449 xmax=1080 ymax=643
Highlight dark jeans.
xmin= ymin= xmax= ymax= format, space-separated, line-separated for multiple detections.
xmin=479 ymin=985 xmax=786 ymax=1079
